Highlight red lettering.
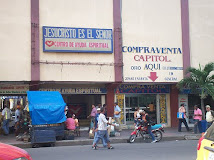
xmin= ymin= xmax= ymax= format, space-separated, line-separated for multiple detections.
xmin=134 ymin=55 xmax=140 ymax=61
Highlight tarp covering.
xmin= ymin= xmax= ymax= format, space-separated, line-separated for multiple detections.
xmin=27 ymin=91 xmax=66 ymax=125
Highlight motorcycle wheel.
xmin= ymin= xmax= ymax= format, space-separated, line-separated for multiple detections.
xmin=154 ymin=130 xmax=162 ymax=142
xmin=129 ymin=135 xmax=136 ymax=143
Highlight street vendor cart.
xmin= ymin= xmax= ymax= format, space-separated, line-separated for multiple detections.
xmin=27 ymin=91 xmax=66 ymax=147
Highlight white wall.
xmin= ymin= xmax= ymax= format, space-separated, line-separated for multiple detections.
xmin=39 ymin=0 xmax=114 ymax=82
xmin=0 ymin=0 xmax=31 ymax=81
xmin=122 ymin=0 xmax=183 ymax=83
xmin=189 ymin=0 xmax=214 ymax=68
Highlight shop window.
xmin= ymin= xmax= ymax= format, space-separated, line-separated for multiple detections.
xmin=125 ymin=97 xmax=130 ymax=108
xmin=125 ymin=94 xmax=157 ymax=124
xmin=130 ymin=97 xmax=138 ymax=110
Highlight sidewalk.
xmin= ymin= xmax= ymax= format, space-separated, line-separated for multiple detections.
xmin=0 ymin=127 xmax=201 ymax=148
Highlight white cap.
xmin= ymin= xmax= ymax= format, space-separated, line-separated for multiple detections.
xmin=206 ymin=105 xmax=211 ymax=108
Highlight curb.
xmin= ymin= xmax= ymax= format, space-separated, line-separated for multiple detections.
xmin=11 ymin=135 xmax=199 ymax=149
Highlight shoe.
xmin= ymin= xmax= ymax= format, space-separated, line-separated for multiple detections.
xmin=151 ymin=140 xmax=157 ymax=143
xmin=108 ymin=146 xmax=114 ymax=149
xmin=92 ymin=146 xmax=97 ymax=150
xmin=188 ymin=129 xmax=192 ymax=132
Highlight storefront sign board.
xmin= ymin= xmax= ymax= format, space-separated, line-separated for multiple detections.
xmin=43 ymin=26 xmax=113 ymax=53
xmin=117 ymin=84 xmax=170 ymax=94
xmin=0 ymin=85 xmax=29 ymax=94
xmin=123 ymin=46 xmax=183 ymax=83
xmin=40 ymin=88 xmax=107 ymax=94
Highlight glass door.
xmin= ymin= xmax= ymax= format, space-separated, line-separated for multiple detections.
xmin=125 ymin=94 xmax=157 ymax=124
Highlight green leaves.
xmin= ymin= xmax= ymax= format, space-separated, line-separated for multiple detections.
xmin=177 ymin=62 xmax=214 ymax=99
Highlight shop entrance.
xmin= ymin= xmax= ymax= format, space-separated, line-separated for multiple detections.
xmin=62 ymin=94 xmax=105 ymax=127
xmin=125 ymin=94 xmax=157 ymax=124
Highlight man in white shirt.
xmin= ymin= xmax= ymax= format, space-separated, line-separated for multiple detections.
xmin=92 ymin=107 xmax=114 ymax=150
xmin=206 ymin=105 xmax=214 ymax=129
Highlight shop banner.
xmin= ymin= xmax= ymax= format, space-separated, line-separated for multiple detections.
xmin=159 ymin=94 xmax=167 ymax=124
xmin=40 ymin=87 xmax=107 ymax=94
xmin=43 ymin=26 xmax=113 ymax=53
xmin=0 ymin=85 xmax=29 ymax=94
xmin=116 ymin=84 xmax=170 ymax=94
xmin=116 ymin=94 xmax=125 ymax=124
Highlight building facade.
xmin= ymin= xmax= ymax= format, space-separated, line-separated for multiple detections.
xmin=0 ymin=0 xmax=213 ymax=127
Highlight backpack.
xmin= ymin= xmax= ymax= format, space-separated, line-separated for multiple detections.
xmin=211 ymin=110 xmax=214 ymax=117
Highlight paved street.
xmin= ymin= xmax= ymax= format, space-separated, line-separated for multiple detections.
xmin=26 ymin=140 xmax=198 ymax=160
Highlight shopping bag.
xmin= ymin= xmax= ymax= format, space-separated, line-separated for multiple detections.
xmin=89 ymin=129 xmax=94 ymax=139
xmin=177 ymin=112 xmax=184 ymax=119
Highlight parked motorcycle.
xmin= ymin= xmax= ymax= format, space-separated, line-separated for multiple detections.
xmin=129 ymin=121 xmax=164 ymax=143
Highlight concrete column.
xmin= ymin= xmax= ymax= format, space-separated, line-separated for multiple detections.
xmin=170 ymin=84 xmax=179 ymax=127
xmin=113 ymin=0 xmax=123 ymax=82
xmin=181 ymin=0 xmax=190 ymax=75
xmin=106 ymin=84 xmax=119 ymax=117
xmin=31 ymin=0 xmax=40 ymax=82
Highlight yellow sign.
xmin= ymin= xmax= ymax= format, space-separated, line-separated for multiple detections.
xmin=160 ymin=95 xmax=167 ymax=123
xmin=116 ymin=94 xmax=124 ymax=123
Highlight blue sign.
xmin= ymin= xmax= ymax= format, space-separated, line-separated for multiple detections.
xmin=117 ymin=84 xmax=170 ymax=93
xmin=43 ymin=26 xmax=113 ymax=53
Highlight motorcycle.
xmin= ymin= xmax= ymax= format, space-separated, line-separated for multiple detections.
xmin=129 ymin=120 xmax=165 ymax=143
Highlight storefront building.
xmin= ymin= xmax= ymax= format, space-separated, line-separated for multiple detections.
xmin=0 ymin=0 xmax=213 ymax=127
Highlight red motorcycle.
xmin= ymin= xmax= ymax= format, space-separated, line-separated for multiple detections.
xmin=129 ymin=121 xmax=164 ymax=143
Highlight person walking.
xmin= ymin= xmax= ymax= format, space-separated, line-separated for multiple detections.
xmin=178 ymin=104 xmax=191 ymax=132
xmin=92 ymin=108 xmax=107 ymax=148
xmin=2 ymin=105 xmax=12 ymax=135
xmin=92 ymin=107 xmax=114 ymax=150
xmin=205 ymin=105 xmax=214 ymax=129
xmin=193 ymin=105 xmax=202 ymax=134
xmin=114 ymin=102 xmax=122 ymax=132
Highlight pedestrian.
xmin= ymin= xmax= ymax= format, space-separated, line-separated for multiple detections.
xmin=114 ymin=102 xmax=122 ymax=132
xmin=92 ymin=107 xmax=114 ymax=150
xmin=92 ymin=108 xmax=107 ymax=148
xmin=205 ymin=105 xmax=214 ymax=130
xmin=1 ymin=104 xmax=12 ymax=135
xmin=178 ymin=104 xmax=191 ymax=132
xmin=15 ymin=104 xmax=22 ymax=136
xmin=193 ymin=105 xmax=202 ymax=134
xmin=141 ymin=110 xmax=157 ymax=143
xmin=87 ymin=104 xmax=97 ymax=130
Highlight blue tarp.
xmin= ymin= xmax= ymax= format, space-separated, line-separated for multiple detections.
xmin=27 ymin=91 xmax=66 ymax=125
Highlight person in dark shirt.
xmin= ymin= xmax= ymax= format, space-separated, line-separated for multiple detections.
xmin=141 ymin=110 xmax=157 ymax=143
